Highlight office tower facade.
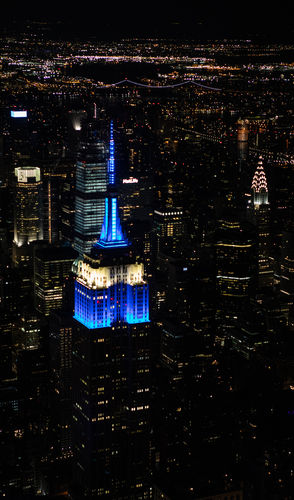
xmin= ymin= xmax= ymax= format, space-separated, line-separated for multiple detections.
xmin=279 ymin=218 xmax=294 ymax=323
xmin=249 ymin=158 xmax=272 ymax=288
xmin=12 ymin=166 xmax=44 ymax=301
xmin=154 ymin=207 xmax=184 ymax=256
xmin=74 ymin=132 xmax=108 ymax=256
xmin=49 ymin=312 xmax=73 ymax=461
xmin=153 ymin=207 xmax=186 ymax=315
xmin=16 ymin=336 xmax=50 ymax=495
xmin=71 ymin=133 xmax=151 ymax=498
xmin=34 ymin=246 xmax=77 ymax=316
xmin=42 ymin=165 xmax=69 ymax=245
xmin=120 ymin=177 xmax=141 ymax=224
xmin=0 ymin=267 xmax=20 ymax=385
xmin=13 ymin=312 xmax=41 ymax=352
xmin=215 ymin=218 xmax=256 ymax=311
xmin=60 ymin=165 xmax=76 ymax=246
xmin=0 ymin=179 xmax=12 ymax=261
xmin=13 ymin=166 xmax=43 ymax=248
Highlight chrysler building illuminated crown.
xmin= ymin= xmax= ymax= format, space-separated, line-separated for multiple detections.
xmin=251 ymin=157 xmax=268 ymax=206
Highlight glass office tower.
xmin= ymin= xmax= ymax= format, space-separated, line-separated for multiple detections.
xmin=74 ymin=133 xmax=108 ymax=256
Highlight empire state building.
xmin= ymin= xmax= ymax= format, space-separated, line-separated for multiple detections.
xmin=71 ymin=123 xmax=152 ymax=499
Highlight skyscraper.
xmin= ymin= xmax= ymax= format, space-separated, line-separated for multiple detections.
xmin=251 ymin=157 xmax=269 ymax=207
xmin=248 ymin=157 xmax=272 ymax=288
xmin=215 ymin=218 xmax=256 ymax=310
xmin=49 ymin=312 xmax=74 ymax=461
xmin=154 ymin=207 xmax=184 ymax=256
xmin=71 ymin=126 xmax=152 ymax=498
xmin=12 ymin=166 xmax=44 ymax=299
xmin=74 ymin=129 xmax=108 ymax=256
xmin=34 ymin=246 xmax=78 ymax=316
xmin=60 ymin=165 xmax=76 ymax=246
xmin=13 ymin=166 xmax=43 ymax=249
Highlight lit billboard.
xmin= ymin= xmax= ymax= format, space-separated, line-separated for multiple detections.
xmin=10 ymin=111 xmax=28 ymax=118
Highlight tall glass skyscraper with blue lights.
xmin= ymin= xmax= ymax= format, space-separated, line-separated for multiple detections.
xmin=71 ymin=124 xmax=152 ymax=499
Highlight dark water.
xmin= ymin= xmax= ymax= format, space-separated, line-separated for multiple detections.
xmin=68 ymin=62 xmax=172 ymax=83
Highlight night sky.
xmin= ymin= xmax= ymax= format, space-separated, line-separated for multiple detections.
xmin=0 ymin=4 xmax=293 ymax=40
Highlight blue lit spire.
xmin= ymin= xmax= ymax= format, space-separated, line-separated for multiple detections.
xmin=108 ymin=121 xmax=115 ymax=185
xmin=96 ymin=197 xmax=128 ymax=248
xmin=95 ymin=121 xmax=128 ymax=249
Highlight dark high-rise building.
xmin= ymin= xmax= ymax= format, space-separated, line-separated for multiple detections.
xmin=60 ymin=165 xmax=76 ymax=246
xmin=42 ymin=166 xmax=69 ymax=245
xmin=73 ymin=127 xmax=109 ymax=256
xmin=120 ymin=176 xmax=141 ymax=224
xmin=0 ymin=384 xmax=25 ymax=496
xmin=71 ymin=129 xmax=151 ymax=498
xmin=16 ymin=338 xmax=50 ymax=495
xmin=0 ymin=179 xmax=12 ymax=261
xmin=280 ymin=225 xmax=294 ymax=323
xmin=154 ymin=207 xmax=184 ymax=257
xmin=34 ymin=246 xmax=77 ymax=316
xmin=13 ymin=312 xmax=41 ymax=352
xmin=49 ymin=312 xmax=74 ymax=461
xmin=152 ymin=206 xmax=190 ymax=319
xmin=215 ymin=218 xmax=256 ymax=313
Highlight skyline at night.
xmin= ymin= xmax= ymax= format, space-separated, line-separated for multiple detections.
xmin=1 ymin=9 xmax=294 ymax=500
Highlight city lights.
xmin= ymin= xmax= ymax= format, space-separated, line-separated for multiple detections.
xmin=0 ymin=11 xmax=294 ymax=500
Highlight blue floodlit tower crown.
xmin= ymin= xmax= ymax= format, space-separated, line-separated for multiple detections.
xmin=96 ymin=196 xmax=129 ymax=248
xmin=73 ymin=121 xmax=149 ymax=329
xmin=95 ymin=121 xmax=128 ymax=249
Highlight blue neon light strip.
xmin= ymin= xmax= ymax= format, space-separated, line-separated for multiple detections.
xmin=108 ymin=121 xmax=115 ymax=185
xmin=96 ymin=197 xmax=128 ymax=249
xmin=112 ymin=199 xmax=116 ymax=241
xmin=99 ymin=198 xmax=108 ymax=242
